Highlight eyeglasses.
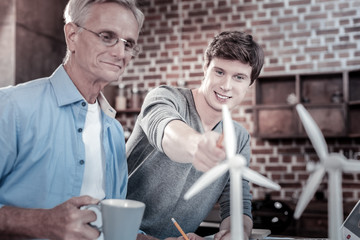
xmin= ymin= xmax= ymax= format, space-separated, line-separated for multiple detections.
xmin=77 ymin=25 xmax=140 ymax=57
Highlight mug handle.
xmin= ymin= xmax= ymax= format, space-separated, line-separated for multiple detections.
xmin=81 ymin=204 xmax=103 ymax=231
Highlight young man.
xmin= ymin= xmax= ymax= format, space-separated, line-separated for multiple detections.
xmin=0 ymin=0 xmax=143 ymax=239
xmin=126 ymin=31 xmax=265 ymax=240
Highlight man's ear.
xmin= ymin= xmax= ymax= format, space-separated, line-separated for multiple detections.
xmin=203 ymin=62 xmax=208 ymax=75
xmin=64 ymin=22 xmax=78 ymax=53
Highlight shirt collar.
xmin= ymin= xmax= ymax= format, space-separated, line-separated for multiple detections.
xmin=50 ymin=65 xmax=116 ymax=119
xmin=98 ymin=91 xmax=116 ymax=118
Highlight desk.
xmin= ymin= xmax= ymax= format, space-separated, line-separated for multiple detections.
xmin=204 ymin=236 xmax=328 ymax=240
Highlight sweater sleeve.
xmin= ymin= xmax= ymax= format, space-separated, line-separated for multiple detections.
xmin=138 ymin=86 xmax=188 ymax=152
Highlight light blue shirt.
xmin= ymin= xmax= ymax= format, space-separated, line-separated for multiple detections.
xmin=0 ymin=65 xmax=127 ymax=209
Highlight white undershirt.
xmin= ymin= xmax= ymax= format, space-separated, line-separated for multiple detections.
xmin=80 ymin=100 xmax=106 ymax=200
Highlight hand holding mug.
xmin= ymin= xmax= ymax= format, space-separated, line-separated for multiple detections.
xmin=83 ymin=199 xmax=145 ymax=240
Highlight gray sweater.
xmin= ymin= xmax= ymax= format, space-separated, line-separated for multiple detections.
xmin=126 ymin=86 xmax=252 ymax=239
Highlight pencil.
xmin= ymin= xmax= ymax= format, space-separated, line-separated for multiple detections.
xmin=171 ymin=218 xmax=189 ymax=240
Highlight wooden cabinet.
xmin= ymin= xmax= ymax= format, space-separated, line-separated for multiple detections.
xmin=348 ymin=70 xmax=360 ymax=137
xmin=254 ymin=69 xmax=360 ymax=138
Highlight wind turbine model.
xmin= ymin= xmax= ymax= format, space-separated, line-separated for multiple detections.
xmin=184 ymin=105 xmax=281 ymax=240
xmin=294 ymin=104 xmax=360 ymax=240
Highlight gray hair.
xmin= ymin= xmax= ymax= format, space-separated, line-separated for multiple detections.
xmin=63 ymin=0 xmax=144 ymax=63
xmin=64 ymin=0 xmax=144 ymax=30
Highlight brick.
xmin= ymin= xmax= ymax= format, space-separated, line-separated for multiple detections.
xmin=340 ymin=36 xmax=350 ymax=42
xmin=263 ymin=66 xmax=286 ymax=72
xmin=278 ymin=147 xmax=302 ymax=155
xmin=333 ymin=43 xmax=357 ymax=50
xmin=189 ymin=72 xmax=203 ymax=78
xmin=289 ymin=31 xmax=311 ymax=38
xmin=289 ymin=0 xmax=311 ymax=6
xmin=316 ymin=29 xmax=339 ymax=35
xmin=166 ymin=74 xmax=180 ymax=79
xmin=213 ymin=7 xmax=232 ymax=14
xmin=188 ymin=10 xmax=208 ymax=17
xmin=133 ymin=61 xmax=151 ymax=66
xmin=263 ymin=2 xmax=284 ymax=9
xmin=279 ymin=48 xmax=300 ymax=55
xmin=324 ymin=53 xmax=335 ymax=59
xmin=122 ymin=76 xmax=139 ymax=81
xmin=142 ymin=45 xmax=161 ymax=51
xmin=155 ymin=28 xmax=173 ymax=34
xmin=277 ymin=17 xmax=300 ymax=24
xmin=280 ymin=182 xmax=302 ymax=188
xmin=237 ymin=5 xmax=258 ymax=11
xmin=289 ymin=63 xmax=313 ymax=70
xmin=144 ymin=74 xmax=162 ymax=80
xmin=270 ymin=10 xmax=280 ymax=17
xmin=164 ymin=43 xmax=179 ymax=49
xmin=252 ymin=149 xmax=274 ymax=155
xmin=333 ymin=10 xmax=357 ymax=18
xmin=347 ymin=59 xmax=360 ymax=66
xmin=225 ymin=22 xmax=246 ymax=28
xmin=251 ymin=19 xmax=273 ymax=26
xmin=269 ymin=58 xmax=278 ymax=64
xmin=345 ymin=26 xmax=360 ymax=33
xmin=181 ymin=26 xmax=197 ymax=32
xmin=292 ymin=165 xmax=306 ymax=171
xmin=166 ymin=13 xmax=179 ymax=19
xmin=305 ymin=46 xmax=328 ymax=52
xmin=156 ymin=59 xmax=173 ymax=64
xmin=339 ymin=52 xmax=349 ymax=58
xmin=146 ymin=15 xmax=162 ymax=21
xmin=284 ymin=174 xmax=295 ymax=180
xmin=304 ymin=13 xmax=327 ymax=20
xmin=265 ymin=166 xmax=286 ymax=172
xmin=201 ymin=24 xmax=221 ymax=31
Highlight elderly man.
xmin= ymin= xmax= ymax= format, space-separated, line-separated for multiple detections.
xmin=0 ymin=0 xmax=143 ymax=239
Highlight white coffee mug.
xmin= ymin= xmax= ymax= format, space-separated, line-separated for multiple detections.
xmin=84 ymin=199 xmax=145 ymax=240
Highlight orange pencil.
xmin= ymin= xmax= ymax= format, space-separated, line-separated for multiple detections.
xmin=171 ymin=218 xmax=189 ymax=240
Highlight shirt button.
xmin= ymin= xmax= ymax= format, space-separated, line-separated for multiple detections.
xmin=79 ymin=160 xmax=85 ymax=165
xmin=78 ymin=128 xmax=83 ymax=133
xmin=82 ymin=102 xmax=86 ymax=107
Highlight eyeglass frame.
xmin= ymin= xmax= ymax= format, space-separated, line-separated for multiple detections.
xmin=76 ymin=24 xmax=140 ymax=57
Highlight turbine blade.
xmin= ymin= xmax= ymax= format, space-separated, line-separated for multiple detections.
xmin=296 ymin=104 xmax=329 ymax=161
xmin=222 ymin=105 xmax=236 ymax=159
xmin=242 ymin=168 xmax=281 ymax=190
xmin=294 ymin=167 xmax=326 ymax=219
xmin=184 ymin=162 xmax=229 ymax=200
xmin=343 ymin=159 xmax=360 ymax=173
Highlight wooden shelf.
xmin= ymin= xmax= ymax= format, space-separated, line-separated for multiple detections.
xmin=116 ymin=108 xmax=141 ymax=114
xmin=254 ymin=69 xmax=360 ymax=138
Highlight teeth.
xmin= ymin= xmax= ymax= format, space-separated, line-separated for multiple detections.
xmin=216 ymin=93 xmax=230 ymax=99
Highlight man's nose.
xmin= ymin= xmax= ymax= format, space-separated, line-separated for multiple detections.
xmin=220 ymin=76 xmax=232 ymax=91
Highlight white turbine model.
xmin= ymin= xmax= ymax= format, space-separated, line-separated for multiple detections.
xmin=294 ymin=104 xmax=360 ymax=240
xmin=184 ymin=105 xmax=281 ymax=240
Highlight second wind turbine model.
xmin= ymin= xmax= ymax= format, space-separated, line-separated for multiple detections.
xmin=294 ymin=104 xmax=360 ymax=240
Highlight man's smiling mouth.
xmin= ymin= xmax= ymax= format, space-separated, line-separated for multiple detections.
xmin=102 ymin=61 xmax=122 ymax=69
xmin=215 ymin=91 xmax=231 ymax=100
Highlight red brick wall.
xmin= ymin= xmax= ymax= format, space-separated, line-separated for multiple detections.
xmin=117 ymin=0 xmax=360 ymax=203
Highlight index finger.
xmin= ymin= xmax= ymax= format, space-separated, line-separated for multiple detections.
xmin=69 ymin=195 xmax=100 ymax=208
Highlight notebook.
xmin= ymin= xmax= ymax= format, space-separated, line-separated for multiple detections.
xmin=341 ymin=200 xmax=360 ymax=240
